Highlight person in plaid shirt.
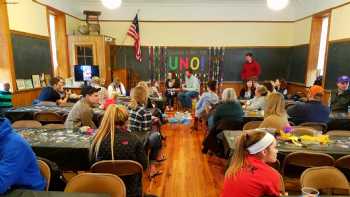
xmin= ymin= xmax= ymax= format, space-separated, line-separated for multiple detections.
xmin=128 ymin=85 xmax=165 ymax=178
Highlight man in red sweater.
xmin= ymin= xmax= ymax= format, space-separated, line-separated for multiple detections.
xmin=241 ymin=53 xmax=261 ymax=81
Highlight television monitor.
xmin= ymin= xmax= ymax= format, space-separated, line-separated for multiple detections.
xmin=74 ymin=65 xmax=99 ymax=81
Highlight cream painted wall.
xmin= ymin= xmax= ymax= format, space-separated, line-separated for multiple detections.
xmin=329 ymin=3 xmax=350 ymax=41
xmin=7 ymin=0 xmax=48 ymax=36
xmin=292 ymin=18 xmax=312 ymax=45
xmin=100 ymin=21 xmax=294 ymax=47
xmin=65 ymin=15 xmax=83 ymax=35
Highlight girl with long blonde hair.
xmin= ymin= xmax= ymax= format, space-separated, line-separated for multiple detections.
xmin=128 ymin=85 xmax=165 ymax=178
xmin=90 ymin=104 xmax=147 ymax=196
xmin=259 ymin=92 xmax=289 ymax=130
xmin=222 ymin=130 xmax=282 ymax=197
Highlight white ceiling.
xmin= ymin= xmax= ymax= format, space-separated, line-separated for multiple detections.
xmin=37 ymin=0 xmax=350 ymax=21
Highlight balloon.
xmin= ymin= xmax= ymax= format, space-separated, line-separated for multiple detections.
xmin=168 ymin=56 xmax=178 ymax=71
xmin=180 ymin=57 xmax=189 ymax=71
xmin=190 ymin=57 xmax=200 ymax=70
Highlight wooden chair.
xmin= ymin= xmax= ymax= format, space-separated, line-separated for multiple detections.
xmin=41 ymin=124 xmax=65 ymax=129
xmin=335 ymin=155 xmax=350 ymax=181
xmin=34 ymin=111 xmax=65 ymax=124
xmin=38 ymin=159 xmax=51 ymax=191
xmin=64 ymin=173 xmax=126 ymax=197
xmin=301 ymin=166 xmax=350 ymax=195
xmin=299 ymin=122 xmax=328 ymax=133
xmin=91 ymin=160 xmax=144 ymax=197
xmin=291 ymin=126 xmax=318 ymax=136
xmin=243 ymin=121 xmax=262 ymax=131
xmin=12 ymin=120 xmax=42 ymax=128
xmin=281 ymin=152 xmax=335 ymax=191
xmin=326 ymin=130 xmax=350 ymax=137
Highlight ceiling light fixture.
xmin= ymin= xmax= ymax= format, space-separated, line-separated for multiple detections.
xmin=101 ymin=0 xmax=122 ymax=10
xmin=267 ymin=0 xmax=289 ymax=11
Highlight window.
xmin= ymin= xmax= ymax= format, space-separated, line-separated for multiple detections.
xmin=306 ymin=12 xmax=330 ymax=87
xmin=49 ymin=14 xmax=58 ymax=69
xmin=76 ymin=45 xmax=94 ymax=65
xmin=316 ymin=16 xmax=329 ymax=76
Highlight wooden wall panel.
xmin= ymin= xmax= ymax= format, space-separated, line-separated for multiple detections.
xmin=55 ymin=11 xmax=70 ymax=78
xmin=12 ymin=88 xmax=42 ymax=107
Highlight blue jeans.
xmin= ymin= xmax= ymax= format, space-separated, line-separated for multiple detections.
xmin=148 ymin=132 xmax=162 ymax=161
xmin=178 ymin=91 xmax=199 ymax=109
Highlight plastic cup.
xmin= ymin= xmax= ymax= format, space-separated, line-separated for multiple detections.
xmin=301 ymin=187 xmax=319 ymax=197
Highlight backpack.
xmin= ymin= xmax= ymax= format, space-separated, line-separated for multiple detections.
xmin=37 ymin=157 xmax=67 ymax=191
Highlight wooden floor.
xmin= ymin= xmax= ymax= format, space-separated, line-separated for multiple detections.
xmin=143 ymin=119 xmax=226 ymax=197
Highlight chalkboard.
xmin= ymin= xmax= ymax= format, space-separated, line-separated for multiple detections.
xmin=325 ymin=41 xmax=350 ymax=89
xmin=114 ymin=46 xmax=303 ymax=82
xmin=11 ymin=33 xmax=53 ymax=79
xmin=223 ymin=48 xmax=290 ymax=81
xmin=287 ymin=45 xmax=308 ymax=84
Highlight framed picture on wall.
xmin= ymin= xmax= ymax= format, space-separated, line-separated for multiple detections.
xmin=32 ymin=75 xmax=41 ymax=88
xmin=24 ymin=79 xmax=33 ymax=89
xmin=16 ymin=79 xmax=25 ymax=90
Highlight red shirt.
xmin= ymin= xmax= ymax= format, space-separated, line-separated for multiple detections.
xmin=221 ymin=156 xmax=281 ymax=197
xmin=241 ymin=60 xmax=261 ymax=80
xmin=102 ymin=98 xmax=116 ymax=110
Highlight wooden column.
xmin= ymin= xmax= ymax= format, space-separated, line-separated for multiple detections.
xmin=47 ymin=8 xmax=70 ymax=78
xmin=55 ymin=12 xmax=70 ymax=78
xmin=0 ymin=0 xmax=17 ymax=91
xmin=306 ymin=16 xmax=322 ymax=87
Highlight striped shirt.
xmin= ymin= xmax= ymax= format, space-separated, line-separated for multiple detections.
xmin=0 ymin=91 xmax=13 ymax=108
xmin=128 ymin=104 xmax=152 ymax=132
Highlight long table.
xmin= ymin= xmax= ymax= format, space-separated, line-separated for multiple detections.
xmin=3 ymin=189 xmax=109 ymax=197
xmin=5 ymin=105 xmax=105 ymax=124
xmin=223 ymin=130 xmax=350 ymax=158
xmin=17 ymin=128 xmax=93 ymax=171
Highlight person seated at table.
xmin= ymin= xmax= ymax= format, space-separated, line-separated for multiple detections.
xmin=101 ymin=91 xmax=117 ymax=110
xmin=203 ymin=88 xmax=243 ymax=154
xmin=108 ymin=77 xmax=126 ymax=97
xmin=91 ymin=104 xmax=147 ymax=197
xmin=259 ymin=92 xmax=289 ymax=130
xmin=192 ymin=80 xmax=219 ymax=131
xmin=288 ymin=85 xmax=330 ymax=125
xmin=314 ymin=75 xmax=323 ymax=86
xmin=134 ymin=81 xmax=166 ymax=124
xmin=261 ymin=81 xmax=275 ymax=94
xmin=0 ymin=83 xmax=13 ymax=116
xmin=149 ymin=80 xmax=162 ymax=99
xmin=330 ymin=75 xmax=350 ymax=112
xmin=222 ymin=130 xmax=282 ymax=197
xmin=239 ymin=79 xmax=256 ymax=100
xmin=0 ymin=118 xmax=46 ymax=194
xmin=37 ymin=77 xmax=69 ymax=105
xmin=128 ymin=85 xmax=165 ymax=178
xmin=178 ymin=70 xmax=200 ymax=111
xmin=91 ymin=76 xmax=108 ymax=105
xmin=165 ymin=72 xmax=180 ymax=111
xmin=65 ymin=85 xmax=100 ymax=129
xmin=209 ymin=88 xmax=244 ymax=130
xmin=273 ymin=78 xmax=288 ymax=98
xmin=245 ymin=85 xmax=268 ymax=111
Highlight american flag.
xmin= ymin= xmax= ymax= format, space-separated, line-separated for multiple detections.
xmin=127 ymin=14 xmax=142 ymax=62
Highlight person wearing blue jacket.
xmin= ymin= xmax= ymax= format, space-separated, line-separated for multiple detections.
xmin=0 ymin=118 xmax=45 ymax=193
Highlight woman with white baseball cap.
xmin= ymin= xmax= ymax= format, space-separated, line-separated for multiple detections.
xmin=222 ymin=130 xmax=282 ymax=197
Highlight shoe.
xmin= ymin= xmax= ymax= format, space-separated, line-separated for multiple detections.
xmin=149 ymin=170 xmax=163 ymax=179
xmin=156 ymin=155 xmax=167 ymax=162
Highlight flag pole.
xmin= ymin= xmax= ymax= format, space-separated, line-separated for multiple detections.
xmin=121 ymin=9 xmax=141 ymax=45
